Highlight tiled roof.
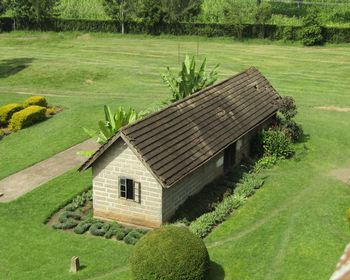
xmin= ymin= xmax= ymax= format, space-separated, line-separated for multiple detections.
xmin=80 ymin=67 xmax=281 ymax=187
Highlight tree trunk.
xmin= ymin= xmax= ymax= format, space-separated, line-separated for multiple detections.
xmin=122 ymin=21 xmax=125 ymax=35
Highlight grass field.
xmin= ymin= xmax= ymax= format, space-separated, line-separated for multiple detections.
xmin=1 ymin=32 xmax=350 ymax=279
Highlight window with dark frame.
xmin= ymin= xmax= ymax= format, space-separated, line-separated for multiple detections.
xmin=119 ymin=177 xmax=138 ymax=201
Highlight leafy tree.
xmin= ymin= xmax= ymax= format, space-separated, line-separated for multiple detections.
xmin=254 ymin=2 xmax=272 ymax=38
xmin=162 ymin=55 xmax=219 ymax=102
xmin=223 ymin=0 xmax=253 ymax=40
xmin=84 ymin=105 xmax=142 ymax=144
xmin=10 ymin=0 xmax=59 ymax=25
xmin=161 ymin=0 xmax=202 ymax=23
xmin=137 ymin=0 xmax=202 ymax=33
xmin=0 ymin=0 xmax=6 ymax=15
xmin=102 ymin=0 xmax=136 ymax=34
xmin=137 ymin=0 xmax=165 ymax=34
xmin=301 ymin=10 xmax=323 ymax=46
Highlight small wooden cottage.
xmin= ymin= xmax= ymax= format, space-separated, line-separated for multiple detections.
xmin=79 ymin=67 xmax=281 ymax=228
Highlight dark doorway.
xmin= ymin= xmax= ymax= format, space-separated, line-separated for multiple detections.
xmin=224 ymin=142 xmax=236 ymax=172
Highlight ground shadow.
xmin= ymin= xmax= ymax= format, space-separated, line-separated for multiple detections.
xmin=0 ymin=58 xmax=34 ymax=78
xmin=208 ymin=261 xmax=225 ymax=280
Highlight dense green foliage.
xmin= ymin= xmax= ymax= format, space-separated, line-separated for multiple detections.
xmin=162 ymin=55 xmax=219 ymax=102
xmin=58 ymin=0 xmax=108 ymax=19
xmin=9 ymin=0 xmax=59 ymax=22
xmin=23 ymin=95 xmax=48 ymax=107
xmin=190 ymin=172 xmax=264 ymax=238
xmin=103 ymin=0 xmax=136 ymax=34
xmin=9 ymin=105 xmax=46 ymax=131
xmin=301 ymin=11 xmax=324 ymax=46
xmin=262 ymin=128 xmax=294 ymax=159
xmin=278 ymin=96 xmax=304 ymax=142
xmin=84 ymin=105 xmax=142 ymax=144
xmin=130 ymin=226 xmax=210 ymax=280
xmin=0 ymin=103 xmax=23 ymax=125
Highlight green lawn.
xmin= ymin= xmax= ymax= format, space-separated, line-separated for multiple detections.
xmin=1 ymin=32 xmax=350 ymax=279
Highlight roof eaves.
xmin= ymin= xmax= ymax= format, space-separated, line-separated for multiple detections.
xmin=78 ymin=132 xmax=121 ymax=172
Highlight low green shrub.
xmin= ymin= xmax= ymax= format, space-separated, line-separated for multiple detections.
xmin=116 ymin=230 xmax=127 ymax=240
xmin=9 ymin=105 xmax=47 ymax=131
xmin=278 ymin=96 xmax=297 ymax=120
xmin=262 ymin=128 xmax=294 ymax=159
xmin=58 ymin=211 xmax=81 ymax=223
xmin=47 ymin=107 xmax=57 ymax=115
xmin=0 ymin=129 xmax=4 ymax=140
xmin=254 ymin=156 xmax=278 ymax=172
xmin=23 ymin=96 xmax=48 ymax=108
xmin=130 ymin=226 xmax=210 ymax=280
xmin=284 ymin=120 xmax=304 ymax=142
xmin=0 ymin=103 xmax=23 ymax=125
xmin=190 ymin=174 xmax=264 ymax=238
xmin=90 ymin=221 xmax=110 ymax=236
xmin=104 ymin=222 xmax=121 ymax=239
xmin=190 ymin=212 xmax=217 ymax=238
xmin=124 ymin=230 xmax=144 ymax=245
xmin=65 ymin=189 xmax=93 ymax=211
xmin=53 ymin=218 xmax=79 ymax=230
xmin=74 ymin=220 xmax=92 ymax=234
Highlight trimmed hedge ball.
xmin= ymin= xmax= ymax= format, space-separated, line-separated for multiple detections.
xmin=24 ymin=96 xmax=48 ymax=108
xmin=130 ymin=226 xmax=210 ymax=280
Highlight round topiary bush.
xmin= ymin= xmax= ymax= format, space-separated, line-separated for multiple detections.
xmin=130 ymin=226 xmax=210 ymax=280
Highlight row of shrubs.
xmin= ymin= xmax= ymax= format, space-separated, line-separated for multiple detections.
xmin=189 ymin=96 xmax=304 ymax=238
xmin=50 ymin=189 xmax=148 ymax=245
xmin=0 ymin=96 xmax=57 ymax=134
xmin=1 ymin=17 xmax=350 ymax=44
xmin=52 ymin=210 xmax=148 ymax=245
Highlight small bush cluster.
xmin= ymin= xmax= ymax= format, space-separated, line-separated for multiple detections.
xmin=23 ymin=96 xmax=48 ymax=108
xmin=0 ymin=96 xmax=59 ymax=136
xmin=65 ymin=190 xmax=92 ymax=211
xmin=9 ymin=105 xmax=47 ymax=131
xmin=90 ymin=221 xmax=111 ymax=236
xmin=262 ymin=127 xmax=294 ymax=159
xmin=277 ymin=96 xmax=304 ymax=143
xmin=130 ymin=226 xmax=210 ymax=280
xmin=51 ymin=190 xmax=147 ymax=245
xmin=190 ymin=173 xmax=264 ymax=238
xmin=0 ymin=103 xmax=23 ymax=126
xmin=74 ymin=219 xmax=93 ymax=234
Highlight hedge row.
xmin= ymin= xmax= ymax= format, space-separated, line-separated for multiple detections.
xmin=1 ymin=17 xmax=350 ymax=43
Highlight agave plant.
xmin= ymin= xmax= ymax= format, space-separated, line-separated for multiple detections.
xmin=84 ymin=105 xmax=142 ymax=144
xmin=162 ymin=55 xmax=219 ymax=102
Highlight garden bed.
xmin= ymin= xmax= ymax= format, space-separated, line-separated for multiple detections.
xmin=46 ymin=189 xmax=149 ymax=245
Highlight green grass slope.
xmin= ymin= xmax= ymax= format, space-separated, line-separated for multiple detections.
xmin=0 ymin=32 xmax=350 ymax=279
